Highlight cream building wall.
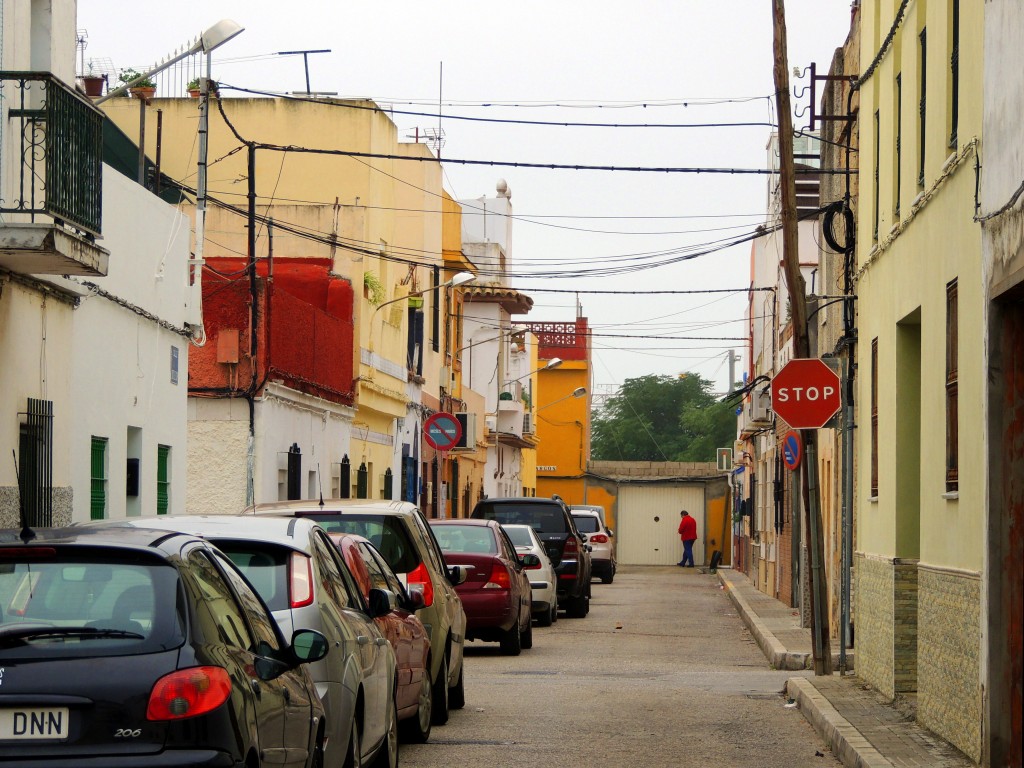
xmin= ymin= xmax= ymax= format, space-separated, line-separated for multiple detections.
xmin=854 ymin=1 xmax=984 ymax=760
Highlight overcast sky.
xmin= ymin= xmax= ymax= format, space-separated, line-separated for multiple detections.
xmin=78 ymin=1 xmax=854 ymax=398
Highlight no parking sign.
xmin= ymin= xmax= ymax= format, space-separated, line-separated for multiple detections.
xmin=782 ymin=430 xmax=802 ymax=471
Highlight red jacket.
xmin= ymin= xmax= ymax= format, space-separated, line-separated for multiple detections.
xmin=678 ymin=515 xmax=697 ymax=542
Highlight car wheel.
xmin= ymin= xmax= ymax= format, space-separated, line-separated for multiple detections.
xmin=430 ymin=653 xmax=450 ymax=726
xmin=536 ymin=604 xmax=553 ymax=627
xmin=343 ymin=716 xmax=362 ymax=768
xmin=602 ymin=566 xmax=615 ymax=584
xmin=499 ymin=615 xmax=522 ymax=656
xmin=520 ymin=618 xmax=533 ymax=650
xmin=566 ymin=593 xmax=589 ymax=618
xmin=551 ymin=598 xmax=558 ymax=624
xmin=369 ymin=694 xmax=398 ymax=768
xmin=448 ymin=659 xmax=465 ymax=710
xmin=399 ymin=671 xmax=432 ymax=743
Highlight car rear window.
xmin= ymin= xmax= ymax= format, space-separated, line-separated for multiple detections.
xmin=473 ymin=503 xmax=568 ymax=533
xmin=572 ymin=514 xmax=601 ymax=533
xmin=432 ymin=524 xmax=497 ymax=554
xmin=0 ymin=549 xmax=183 ymax=659
xmin=300 ymin=514 xmax=421 ymax=574
xmin=502 ymin=525 xmax=534 ymax=547
xmin=214 ymin=542 xmax=290 ymax=612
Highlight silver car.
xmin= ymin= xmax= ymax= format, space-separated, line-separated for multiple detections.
xmin=501 ymin=523 xmax=559 ymax=626
xmin=250 ymin=499 xmax=468 ymax=727
xmin=571 ymin=509 xmax=617 ymax=584
xmin=85 ymin=515 xmax=398 ymax=768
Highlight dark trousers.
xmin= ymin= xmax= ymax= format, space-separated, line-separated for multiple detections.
xmin=680 ymin=539 xmax=695 ymax=567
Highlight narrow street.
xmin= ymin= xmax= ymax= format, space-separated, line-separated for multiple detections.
xmin=403 ymin=567 xmax=840 ymax=767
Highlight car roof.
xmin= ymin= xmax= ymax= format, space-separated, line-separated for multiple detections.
xmin=571 ymin=509 xmax=602 ymax=518
xmin=0 ymin=525 xmax=197 ymax=558
xmin=81 ymin=514 xmax=320 ymax=553
xmin=476 ymin=497 xmax=563 ymax=506
xmin=430 ymin=519 xmax=495 ymax=527
xmin=248 ymin=499 xmax=421 ymax=517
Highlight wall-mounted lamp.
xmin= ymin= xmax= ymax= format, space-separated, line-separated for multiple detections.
xmin=369 ymin=271 xmax=475 ymax=354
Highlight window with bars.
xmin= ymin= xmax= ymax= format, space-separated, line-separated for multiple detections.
xmin=946 ymin=279 xmax=958 ymax=492
xmin=19 ymin=399 xmax=54 ymax=528
xmin=871 ymin=339 xmax=879 ymax=497
xmin=91 ymin=436 xmax=108 ymax=520
xmin=894 ymin=73 xmax=903 ymax=217
xmin=157 ymin=445 xmax=171 ymax=515
xmin=948 ymin=0 xmax=959 ymax=149
xmin=873 ymin=110 xmax=881 ymax=241
xmin=918 ymin=28 xmax=927 ymax=188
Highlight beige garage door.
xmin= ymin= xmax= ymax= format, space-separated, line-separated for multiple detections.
xmin=617 ymin=485 xmax=706 ymax=566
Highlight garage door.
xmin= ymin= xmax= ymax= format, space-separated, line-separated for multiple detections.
xmin=617 ymin=485 xmax=706 ymax=566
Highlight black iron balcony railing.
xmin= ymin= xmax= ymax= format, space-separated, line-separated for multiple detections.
xmin=0 ymin=72 xmax=103 ymax=238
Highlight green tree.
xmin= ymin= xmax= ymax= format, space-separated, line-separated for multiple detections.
xmin=591 ymin=373 xmax=736 ymax=462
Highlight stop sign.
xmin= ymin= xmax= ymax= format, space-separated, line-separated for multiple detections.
xmin=770 ymin=358 xmax=841 ymax=429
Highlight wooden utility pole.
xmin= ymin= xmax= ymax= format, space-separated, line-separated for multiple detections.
xmin=771 ymin=0 xmax=833 ymax=675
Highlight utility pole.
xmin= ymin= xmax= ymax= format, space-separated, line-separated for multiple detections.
xmin=772 ymin=0 xmax=832 ymax=675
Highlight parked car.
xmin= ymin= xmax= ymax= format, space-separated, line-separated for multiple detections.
xmin=250 ymin=499 xmax=468 ymax=726
xmin=0 ymin=526 xmax=328 ymax=768
xmin=329 ymin=532 xmax=434 ymax=743
xmin=85 ymin=515 xmax=398 ymax=768
xmin=569 ymin=503 xmax=608 ymax=530
xmin=429 ymin=519 xmax=535 ymax=655
xmin=501 ymin=523 xmax=559 ymax=626
xmin=571 ymin=509 xmax=617 ymax=584
xmin=471 ymin=496 xmax=593 ymax=618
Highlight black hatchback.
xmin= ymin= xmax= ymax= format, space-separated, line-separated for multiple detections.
xmin=0 ymin=527 xmax=329 ymax=767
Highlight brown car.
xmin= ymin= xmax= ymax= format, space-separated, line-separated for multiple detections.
xmin=329 ymin=533 xmax=433 ymax=743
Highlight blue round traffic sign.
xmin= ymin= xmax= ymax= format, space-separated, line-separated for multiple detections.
xmin=423 ymin=412 xmax=462 ymax=451
xmin=782 ymin=430 xmax=802 ymax=471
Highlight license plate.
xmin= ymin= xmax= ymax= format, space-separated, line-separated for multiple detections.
xmin=0 ymin=708 xmax=70 ymax=740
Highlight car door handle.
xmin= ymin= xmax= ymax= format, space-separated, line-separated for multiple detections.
xmin=357 ymin=635 xmax=370 ymax=646
xmin=249 ymin=679 xmax=261 ymax=699
xmin=281 ymin=686 xmax=291 ymax=703
xmin=375 ymin=637 xmax=389 ymax=647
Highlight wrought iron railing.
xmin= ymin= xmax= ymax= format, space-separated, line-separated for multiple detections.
xmin=0 ymin=72 xmax=104 ymax=238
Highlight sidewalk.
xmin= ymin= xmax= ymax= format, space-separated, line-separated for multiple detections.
xmin=717 ymin=567 xmax=974 ymax=768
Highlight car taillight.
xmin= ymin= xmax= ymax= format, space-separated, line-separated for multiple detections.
xmin=483 ymin=562 xmax=511 ymax=590
xmin=589 ymin=534 xmax=609 ymax=544
xmin=147 ymin=667 xmax=231 ymax=721
xmin=563 ymin=536 xmax=579 ymax=556
xmin=406 ymin=562 xmax=434 ymax=607
xmin=289 ymin=552 xmax=314 ymax=608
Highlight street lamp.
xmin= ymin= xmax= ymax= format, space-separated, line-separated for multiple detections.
xmin=504 ymin=357 xmax=562 ymax=387
xmin=95 ymin=20 xmax=245 ymax=346
xmin=537 ymin=386 xmax=586 ymax=411
xmin=369 ymin=271 xmax=475 ymax=355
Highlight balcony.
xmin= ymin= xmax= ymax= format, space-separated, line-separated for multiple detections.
xmin=0 ymin=72 xmax=108 ymax=276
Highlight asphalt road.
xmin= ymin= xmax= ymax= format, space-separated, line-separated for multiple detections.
xmin=401 ymin=565 xmax=840 ymax=768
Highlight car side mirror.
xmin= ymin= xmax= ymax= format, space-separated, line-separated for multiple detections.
xmin=368 ymin=588 xmax=398 ymax=618
xmin=580 ymin=533 xmax=588 ymax=542
xmin=518 ymin=553 xmax=541 ymax=568
xmin=404 ymin=588 xmax=425 ymax=611
xmin=447 ymin=564 xmax=470 ymax=586
xmin=291 ymin=629 xmax=329 ymax=664
xmin=584 ymin=544 xmax=593 ymax=553
xmin=607 ymin=528 xmax=614 ymax=537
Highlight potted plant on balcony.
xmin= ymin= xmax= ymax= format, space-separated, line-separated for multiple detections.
xmin=187 ymin=77 xmax=219 ymax=98
xmin=119 ymin=68 xmax=155 ymax=100
xmin=80 ymin=64 xmax=105 ymax=98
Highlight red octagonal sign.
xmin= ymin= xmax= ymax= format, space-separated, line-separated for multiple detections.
xmin=770 ymin=358 xmax=841 ymax=429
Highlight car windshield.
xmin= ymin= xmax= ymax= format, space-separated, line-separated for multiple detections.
xmin=300 ymin=514 xmax=421 ymax=574
xmin=572 ymin=515 xmax=601 ymax=533
xmin=432 ymin=525 xmax=497 ymax=554
xmin=214 ymin=542 xmax=290 ymax=612
xmin=502 ymin=526 xmax=535 ymax=548
xmin=0 ymin=549 xmax=184 ymax=660
xmin=473 ymin=503 xmax=568 ymax=533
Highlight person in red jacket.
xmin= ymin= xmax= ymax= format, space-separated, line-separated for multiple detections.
xmin=677 ymin=510 xmax=697 ymax=567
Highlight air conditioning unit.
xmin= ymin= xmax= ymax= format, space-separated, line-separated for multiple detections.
xmin=747 ymin=388 xmax=772 ymax=423
xmin=455 ymin=412 xmax=476 ymax=448
xmin=522 ymin=413 xmax=535 ymax=434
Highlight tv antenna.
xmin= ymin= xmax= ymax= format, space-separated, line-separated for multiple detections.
xmin=276 ymin=48 xmax=335 ymax=96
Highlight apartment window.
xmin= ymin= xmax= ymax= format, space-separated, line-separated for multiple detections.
xmin=871 ymin=339 xmax=879 ymax=497
xmin=945 ymin=280 xmax=958 ymax=492
xmin=918 ymin=28 xmax=927 ymax=187
xmin=91 ymin=436 xmax=108 ymax=520
xmin=156 ymin=445 xmax=171 ymax=515
xmin=894 ymin=73 xmax=903 ymax=217
xmin=873 ymin=110 xmax=881 ymax=240
xmin=948 ymin=0 xmax=959 ymax=149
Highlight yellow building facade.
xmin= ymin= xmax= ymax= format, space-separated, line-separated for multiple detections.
xmin=855 ymin=1 xmax=984 ymax=760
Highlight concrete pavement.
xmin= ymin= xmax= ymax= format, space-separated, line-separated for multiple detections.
xmin=718 ymin=567 xmax=974 ymax=768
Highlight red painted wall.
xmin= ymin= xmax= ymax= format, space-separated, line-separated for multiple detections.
xmin=191 ymin=258 xmax=355 ymax=404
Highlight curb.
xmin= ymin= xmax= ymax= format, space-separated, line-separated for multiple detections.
xmin=718 ymin=571 xmax=811 ymax=671
xmin=786 ymin=677 xmax=894 ymax=768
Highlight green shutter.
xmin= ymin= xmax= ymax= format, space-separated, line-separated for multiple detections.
xmin=90 ymin=437 xmax=107 ymax=520
xmin=156 ymin=445 xmax=170 ymax=515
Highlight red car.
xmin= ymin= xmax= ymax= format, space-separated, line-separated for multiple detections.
xmin=329 ymin=533 xmax=434 ymax=743
xmin=429 ymin=519 xmax=537 ymax=656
